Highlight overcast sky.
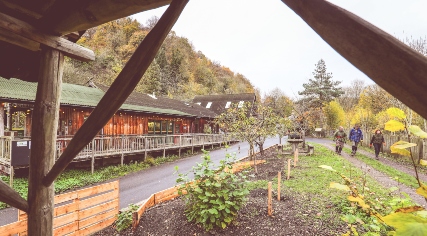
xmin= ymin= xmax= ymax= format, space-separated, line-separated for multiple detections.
xmin=133 ymin=0 xmax=427 ymax=98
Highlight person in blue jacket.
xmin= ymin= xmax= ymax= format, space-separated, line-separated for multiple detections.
xmin=349 ymin=124 xmax=363 ymax=156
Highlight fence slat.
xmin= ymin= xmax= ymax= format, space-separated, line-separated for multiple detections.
xmin=77 ymin=216 xmax=116 ymax=235
xmin=79 ymin=199 xmax=119 ymax=219
xmin=79 ymin=189 xmax=119 ymax=210
xmin=0 ymin=219 xmax=27 ymax=235
xmin=54 ymin=201 xmax=79 ymax=217
xmin=53 ymin=212 xmax=78 ymax=229
xmin=77 ymin=181 xmax=118 ymax=199
xmin=78 ymin=207 xmax=118 ymax=229
xmin=53 ymin=221 xmax=78 ymax=236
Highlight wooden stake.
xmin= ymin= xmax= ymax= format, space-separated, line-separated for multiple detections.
xmin=277 ymin=172 xmax=281 ymax=201
xmin=268 ymin=182 xmax=272 ymax=216
xmin=293 ymin=149 xmax=297 ymax=167
xmin=287 ymin=159 xmax=291 ymax=180
xmin=295 ymin=148 xmax=299 ymax=162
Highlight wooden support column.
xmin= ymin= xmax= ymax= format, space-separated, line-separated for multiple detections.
xmin=28 ymin=46 xmax=63 ymax=235
xmin=281 ymin=0 xmax=427 ymax=119
xmin=6 ymin=103 xmax=10 ymax=131
xmin=43 ymin=0 xmax=189 ymax=186
xmin=0 ymin=103 xmax=4 ymax=136
xmin=144 ymin=137 xmax=147 ymax=161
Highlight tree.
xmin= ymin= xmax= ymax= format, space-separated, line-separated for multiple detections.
xmin=338 ymin=79 xmax=365 ymax=112
xmin=263 ymin=88 xmax=293 ymax=118
xmin=323 ymin=100 xmax=345 ymax=130
xmin=215 ymin=103 xmax=277 ymax=174
xmin=299 ymin=59 xmax=344 ymax=109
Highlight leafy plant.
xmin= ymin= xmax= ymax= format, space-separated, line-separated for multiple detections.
xmin=115 ymin=203 xmax=139 ymax=232
xmin=144 ymin=157 xmax=156 ymax=166
xmin=175 ymin=150 xmax=249 ymax=231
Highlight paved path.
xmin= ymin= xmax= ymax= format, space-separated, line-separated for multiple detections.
xmin=307 ymin=138 xmax=426 ymax=206
xmin=0 ymin=137 xmax=282 ymax=226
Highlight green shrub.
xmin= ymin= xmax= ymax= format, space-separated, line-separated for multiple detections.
xmin=175 ymin=151 xmax=249 ymax=231
xmin=116 ymin=203 xmax=139 ymax=232
xmin=144 ymin=157 xmax=156 ymax=166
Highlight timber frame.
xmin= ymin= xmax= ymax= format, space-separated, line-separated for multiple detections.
xmin=1 ymin=0 xmax=427 ymax=235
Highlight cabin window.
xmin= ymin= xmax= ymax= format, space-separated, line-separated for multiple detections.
xmin=148 ymin=121 xmax=155 ymax=134
xmin=238 ymin=101 xmax=244 ymax=108
xmin=206 ymin=102 xmax=212 ymax=108
xmin=225 ymin=101 xmax=231 ymax=108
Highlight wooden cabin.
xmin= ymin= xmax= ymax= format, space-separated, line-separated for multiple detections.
xmin=0 ymin=77 xmax=218 ymax=138
xmin=193 ymin=93 xmax=256 ymax=116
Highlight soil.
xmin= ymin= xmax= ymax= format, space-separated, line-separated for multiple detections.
xmin=95 ymin=147 xmax=347 ymax=236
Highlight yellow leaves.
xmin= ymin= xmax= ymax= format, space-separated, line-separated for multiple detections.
xmin=318 ymin=165 xmax=336 ymax=172
xmin=330 ymin=182 xmax=350 ymax=191
xmin=409 ymin=125 xmax=427 ymax=139
xmin=390 ymin=141 xmax=415 ymax=157
xmin=347 ymin=196 xmax=370 ymax=209
xmin=395 ymin=206 xmax=425 ymax=213
xmin=416 ymin=184 xmax=427 ymax=198
xmin=383 ymin=212 xmax=427 ymax=236
xmin=420 ymin=160 xmax=427 ymax=166
xmin=386 ymin=107 xmax=406 ymax=120
xmin=385 ymin=120 xmax=405 ymax=132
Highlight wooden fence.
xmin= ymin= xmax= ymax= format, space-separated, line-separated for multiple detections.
xmin=363 ymin=131 xmax=427 ymax=160
xmin=0 ymin=181 xmax=119 ymax=236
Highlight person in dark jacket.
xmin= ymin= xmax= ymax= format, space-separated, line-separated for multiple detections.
xmin=349 ymin=124 xmax=363 ymax=156
xmin=333 ymin=126 xmax=347 ymax=155
xmin=370 ymin=129 xmax=385 ymax=160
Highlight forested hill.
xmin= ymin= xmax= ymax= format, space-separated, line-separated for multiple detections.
xmin=63 ymin=17 xmax=255 ymax=100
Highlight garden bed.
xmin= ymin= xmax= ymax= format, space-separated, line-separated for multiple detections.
xmin=95 ymin=145 xmax=354 ymax=235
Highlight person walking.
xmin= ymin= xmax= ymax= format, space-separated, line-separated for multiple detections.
xmin=349 ymin=124 xmax=363 ymax=156
xmin=370 ymin=129 xmax=385 ymax=160
xmin=333 ymin=126 xmax=347 ymax=155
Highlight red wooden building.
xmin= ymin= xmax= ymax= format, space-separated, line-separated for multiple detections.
xmin=0 ymin=77 xmax=218 ymax=137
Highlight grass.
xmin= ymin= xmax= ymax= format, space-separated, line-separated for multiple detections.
xmin=0 ymin=152 xmax=197 ymax=210
xmin=246 ymin=143 xmax=403 ymax=234
xmin=342 ymin=147 xmax=419 ymax=189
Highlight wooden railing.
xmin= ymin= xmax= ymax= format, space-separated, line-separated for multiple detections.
xmin=55 ymin=133 xmax=233 ymax=161
xmin=0 ymin=181 xmax=119 ymax=235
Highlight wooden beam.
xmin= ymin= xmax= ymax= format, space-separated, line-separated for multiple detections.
xmin=281 ymin=0 xmax=427 ymax=119
xmin=0 ymin=12 xmax=94 ymax=62
xmin=0 ymin=27 xmax=39 ymax=51
xmin=41 ymin=0 xmax=171 ymax=35
xmin=0 ymin=179 xmax=28 ymax=212
xmin=43 ymin=0 xmax=189 ymax=187
xmin=27 ymin=46 xmax=64 ymax=235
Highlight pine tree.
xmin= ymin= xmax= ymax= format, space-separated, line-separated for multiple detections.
xmin=298 ymin=59 xmax=344 ymax=108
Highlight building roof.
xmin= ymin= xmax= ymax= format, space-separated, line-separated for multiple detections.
xmin=96 ymin=84 xmax=218 ymax=119
xmin=0 ymin=77 xmax=191 ymax=117
xmin=192 ymin=93 xmax=256 ymax=115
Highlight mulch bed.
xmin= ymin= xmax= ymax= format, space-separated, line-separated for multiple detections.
xmin=95 ymin=147 xmax=347 ymax=236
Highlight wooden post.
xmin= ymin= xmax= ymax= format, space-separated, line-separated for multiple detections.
xmin=268 ymin=182 xmax=272 ymax=216
xmin=144 ymin=136 xmax=147 ymax=161
xmin=6 ymin=103 xmax=10 ymax=131
xmin=10 ymin=167 xmax=13 ymax=188
xmin=0 ymin=103 xmax=4 ymax=136
xmin=28 ymin=47 xmax=64 ymax=235
xmin=121 ymin=135 xmax=124 ymax=166
xmin=277 ymin=172 xmax=281 ymax=201
xmin=191 ymin=135 xmax=194 ymax=154
xmin=287 ymin=159 xmax=291 ymax=180
xmin=294 ymin=148 xmax=298 ymax=167
xmin=91 ymin=140 xmax=95 ymax=174
xmin=178 ymin=135 xmax=181 ymax=158
xmin=163 ymin=136 xmax=166 ymax=158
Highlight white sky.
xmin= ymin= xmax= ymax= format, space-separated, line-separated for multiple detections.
xmin=133 ymin=0 xmax=427 ymax=98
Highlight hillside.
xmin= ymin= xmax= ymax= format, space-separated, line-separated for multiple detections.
xmin=63 ymin=17 xmax=255 ymax=100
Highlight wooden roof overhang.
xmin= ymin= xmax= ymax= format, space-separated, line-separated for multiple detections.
xmin=0 ymin=0 xmax=171 ymax=82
